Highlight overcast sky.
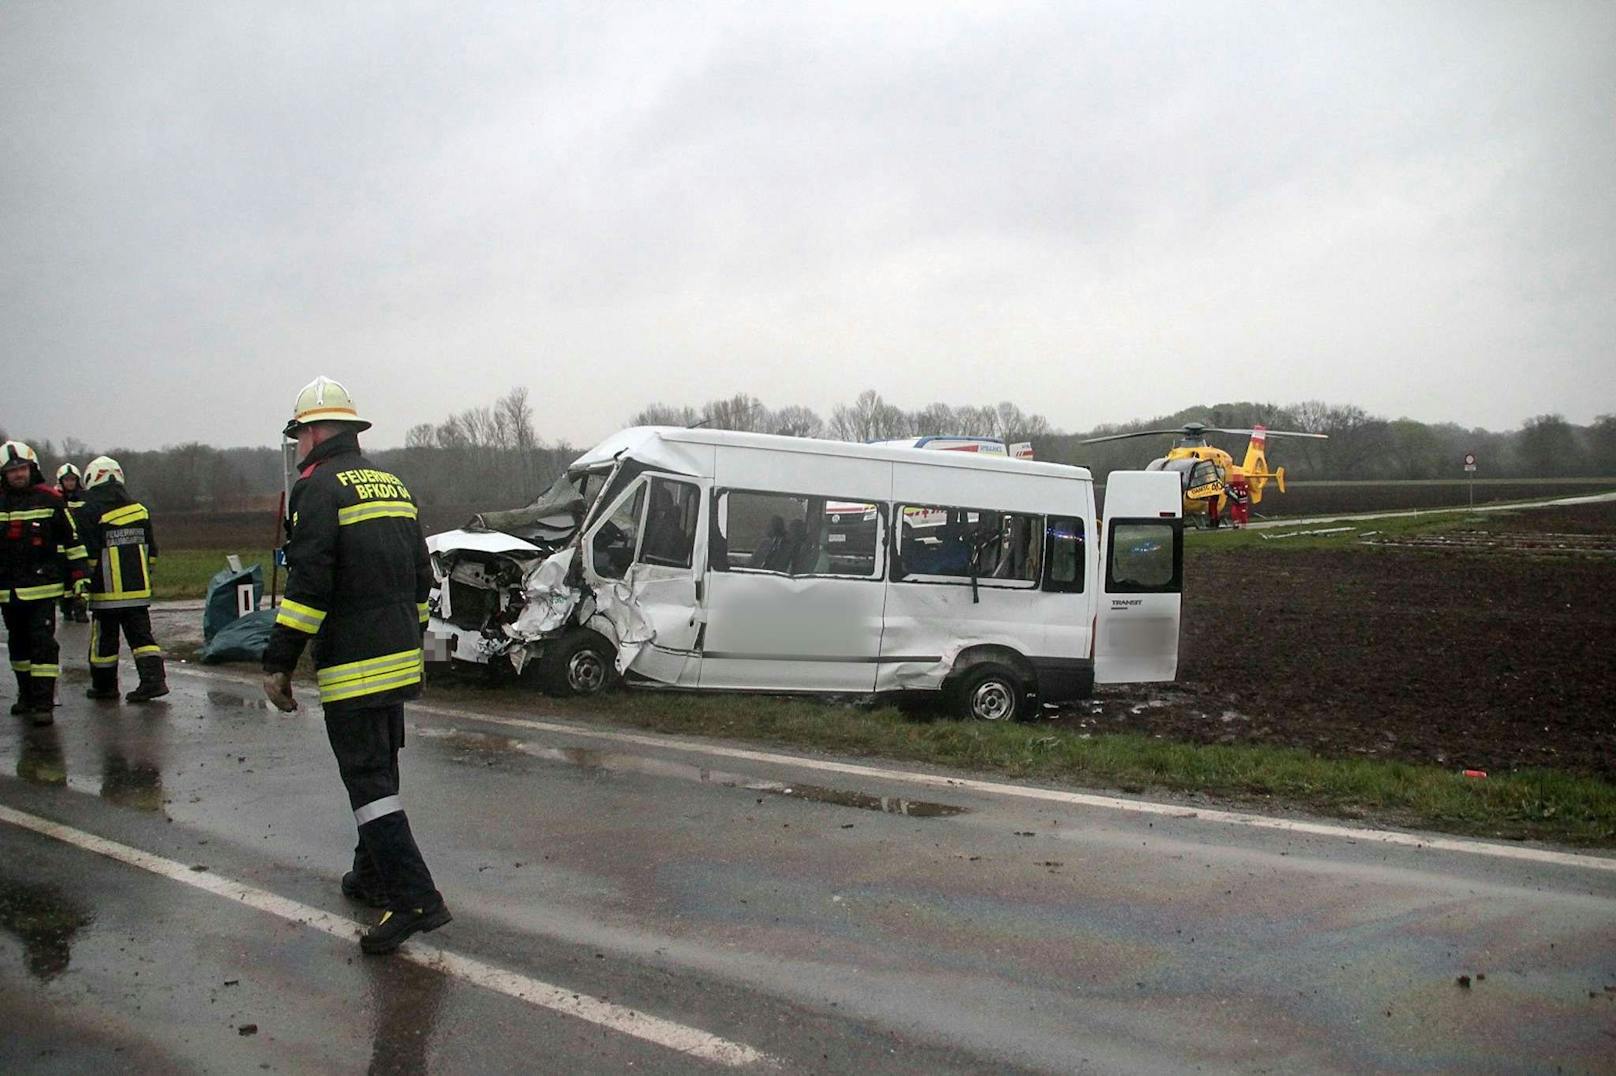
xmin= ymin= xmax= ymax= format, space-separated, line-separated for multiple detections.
xmin=4 ymin=1 xmax=1613 ymax=451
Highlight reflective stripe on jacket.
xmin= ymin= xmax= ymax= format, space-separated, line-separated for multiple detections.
xmin=0 ymin=485 xmax=87 ymax=604
xmin=262 ymin=433 xmax=433 ymax=713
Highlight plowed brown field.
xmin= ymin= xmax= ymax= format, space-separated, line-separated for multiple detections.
xmin=1069 ymin=501 xmax=1616 ymax=779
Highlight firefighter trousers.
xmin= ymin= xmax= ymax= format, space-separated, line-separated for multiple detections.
xmin=325 ymin=703 xmax=442 ymax=912
xmin=3 ymin=598 xmax=59 ymax=695
xmin=88 ymin=607 xmax=163 ymax=691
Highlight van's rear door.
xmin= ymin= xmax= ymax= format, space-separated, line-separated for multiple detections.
xmin=1094 ymin=471 xmax=1183 ymax=683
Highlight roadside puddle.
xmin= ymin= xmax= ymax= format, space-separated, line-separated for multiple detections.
xmin=418 ymin=727 xmax=966 ymax=818
xmin=0 ymin=873 xmax=94 ymax=981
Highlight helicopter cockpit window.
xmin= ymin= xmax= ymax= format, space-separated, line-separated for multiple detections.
xmin=1188 ymin=460 xmax=1222 ymax=490
xmin=1164 ymin=458 xmax=1196 ymax=490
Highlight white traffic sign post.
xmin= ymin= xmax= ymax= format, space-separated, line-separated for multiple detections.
xmin=1464 ymin=453 xmax=1477 ymax=507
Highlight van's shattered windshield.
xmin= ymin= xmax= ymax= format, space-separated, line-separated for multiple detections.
xmin=468 ymin=467 xmax=612 ymax=544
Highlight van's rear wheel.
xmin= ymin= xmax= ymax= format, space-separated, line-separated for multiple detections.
xmin=950 ymin=665 xmax=1028 ymax=722
xmin=541 ymin=630 xmax=617 ymax=697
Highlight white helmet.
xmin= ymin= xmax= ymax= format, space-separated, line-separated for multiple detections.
xmin=83 ymin=455 xmax=125 ymax=489
xmin=0 ymin=441 xmax=41 ymax=483
xmin=57 ymin=462 xmax=83 ymax=484
xmin=283 ymin=375 xmax=371 ymax=437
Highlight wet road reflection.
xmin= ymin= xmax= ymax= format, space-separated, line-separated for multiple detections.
xmin=366 ymin=951 xmax=448 ymax=1075
xmin=89 ymin=710 xmax=170 ymax=814
xmin=421 ymin=727 xmax=968 ymax=818
xmin=15 ymin=725 xmax=66 ymax=788
xmin=99 ymin=750 xmax=165 ymax=812
xmin=0 ymin=873 xmax=94 ymax=981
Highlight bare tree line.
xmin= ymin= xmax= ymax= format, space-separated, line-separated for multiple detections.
xmin=5 ymin=394 xmax=1611 ymax=515
xmin=630 ymin=390 xmax=1054 ymax=445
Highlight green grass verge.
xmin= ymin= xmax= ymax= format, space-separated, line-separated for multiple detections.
xmin=153 ymin=549 xmax=276 ymax=600
xmin=424 ymin=682 xmax=1616 ymax=848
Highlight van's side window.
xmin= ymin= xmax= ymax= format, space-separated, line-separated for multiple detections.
xmin=712 ymin=490 xmax=883 ymax=579
xmin=1106 ymin=521 xmax=1182 ymax=592
xmin=639 ymin=478 xmax=700 ymax=569
xmin=591 ymin=485 xmax=645 ymax=580
xmin=982 ymin=513 xmax=1041 ymax=581
xmin=894 ymin=506 xmax=1040 ymax=586
xmin=1043 ymin=516 xmax=1084 ymax=592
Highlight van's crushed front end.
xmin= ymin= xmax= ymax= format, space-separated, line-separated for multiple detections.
xmin=425 ymin=529 xmax=553 ymax=668
xmin=423 ymin=451 xmax=665 ymax=684
xmin=424 ymin=467 xmax=595 ymax=672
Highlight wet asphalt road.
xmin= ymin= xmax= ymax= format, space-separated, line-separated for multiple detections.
xmin=2 ymin=645 xmax=1614 ymax=1071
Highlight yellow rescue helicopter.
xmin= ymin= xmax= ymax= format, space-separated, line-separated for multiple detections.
xmin=1081 ymin=422 xmax=1327 ymax=528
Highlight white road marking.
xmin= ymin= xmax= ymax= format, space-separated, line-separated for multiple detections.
xmin=0 ymin=803 xmax=774 ymax=1070
xmin=168 ymin=663 xmax=1616 ymax=874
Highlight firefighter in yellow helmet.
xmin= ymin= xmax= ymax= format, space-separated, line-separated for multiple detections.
xmin=55 ymin=464 xmax=90 ymax=623
xmin=0 ymin=441 xmax=90 ymax=722
xmin=261 ymin=377 xmax=449 ymax=954
xmin=74 ymin=456 xmax=168 ymax=702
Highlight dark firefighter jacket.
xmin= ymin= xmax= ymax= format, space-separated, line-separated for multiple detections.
xmin=262 ymin=431 xmax=433 ymax=713
xmin=0 ymin=474 xmax=88 ymax=604
xmin=74 ymin=481 xmax=158 ymax=609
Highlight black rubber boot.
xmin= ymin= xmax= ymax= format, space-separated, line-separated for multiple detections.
xmin=29 ymin=678 xmax=55 ymax=727
xmin=10 ymin=671 xmax=30 ymax=716
xmin=126 ymin=656 xmax=169 ymax=702
xmin=360 ymin=901 xmax=452 ymax=955
xmin=86 ymin=667 xmax=120 ymax=700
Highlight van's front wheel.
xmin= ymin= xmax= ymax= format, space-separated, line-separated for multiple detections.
xmin=951 ymin=665 xmax=1028 ymax=722
xmin=541 ymin=630 xmax=618 ymax=697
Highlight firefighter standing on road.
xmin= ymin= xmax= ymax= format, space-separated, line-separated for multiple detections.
xmin=0 ymin=442 xmax=89 ymax=723
xmin=75 ymin=456 xmax=168 ymax=702
xmin=55 ymin=465 xmax=90 ymax=623
xmin=261 ymin=376 xmax=450 ymax=955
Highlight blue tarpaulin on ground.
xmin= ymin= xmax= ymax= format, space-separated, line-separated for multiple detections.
xmin=198 ymin=608 xmax=276 ymax=664
xmin=203 ymin=564 xmax=263 ymax=642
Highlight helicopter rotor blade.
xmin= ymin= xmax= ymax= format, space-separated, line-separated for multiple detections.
xmin=1202 ymin=427 xmax=1331 ymax=439
xmin=1078 ymin=429 xmax=1191 ymax=444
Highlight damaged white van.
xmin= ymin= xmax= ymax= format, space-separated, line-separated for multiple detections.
xmin=426 ymin=427 xmax=1183 ymax=721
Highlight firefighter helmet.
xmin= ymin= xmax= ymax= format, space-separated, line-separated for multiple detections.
xmin=83 ymin=455 xmax=125 ymax=489
xmin=0 ymin=440 xmax=41 ymax=482
xmin=283 ymin=376 xmax=372 ymax=437
xmin=57 ymin=462 xmax=83 ymax=484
